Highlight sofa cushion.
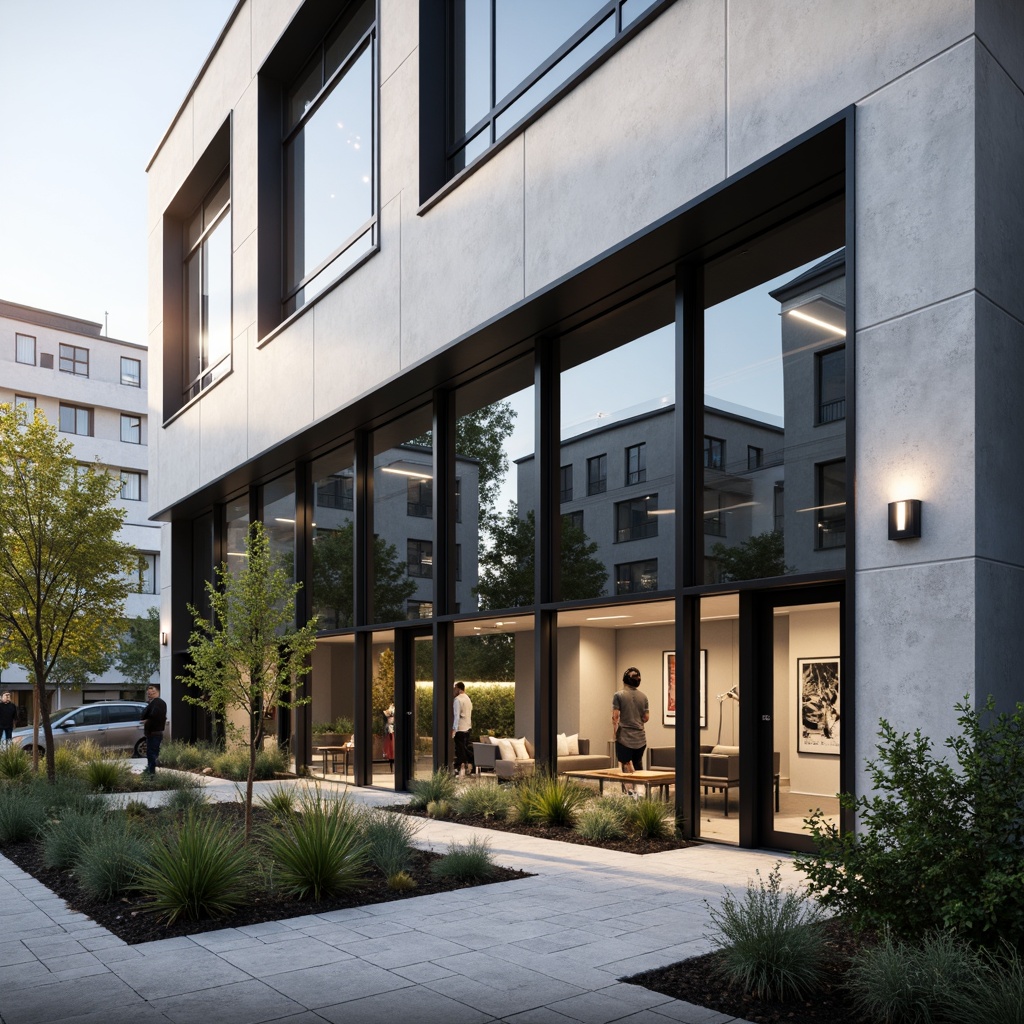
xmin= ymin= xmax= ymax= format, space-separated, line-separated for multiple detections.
xmin=565 ymin=733 xmax=579 ymax=755
xmin=510 ymin=736 xmax=529 ymax=760
xmin=492 ymin=737 xmax=516 ymax=762
xmin=711 ymin=744 xmax=739 ymax=756
xmin=556 ymin=732 xmax=569 ymax=756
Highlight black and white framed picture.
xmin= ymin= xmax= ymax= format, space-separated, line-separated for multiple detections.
xmin=663 ymin=650 xmax=707 ymax=728
xmin=797 ymin=657 xmax=840 ymax=754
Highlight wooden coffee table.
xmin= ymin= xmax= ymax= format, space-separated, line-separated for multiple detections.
xmin=563 ymin=767 xmax=674 ymax=800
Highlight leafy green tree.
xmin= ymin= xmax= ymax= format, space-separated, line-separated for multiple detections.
xmin=0 ymin=404 xmax=137 ymax=781
xmin=116 ymin=607 xmax=161 ymax=688
xmin=312 ymin=521 xmax=417 ymax=627
xmin=475 ymin=505 xmax=608 ymax=610
xmin=181 ymin=521 xmax=319 ymax=839
xmin=710 ymin=530 xmax=791 ymax=582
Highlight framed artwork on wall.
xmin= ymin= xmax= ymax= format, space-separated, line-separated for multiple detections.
xmin=797 ymin=657 xmax=840 ymax=754
xmin=662 ymin=650 xmax=707 ymax=728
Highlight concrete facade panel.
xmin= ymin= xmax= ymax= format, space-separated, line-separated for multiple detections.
xmin=400 ymin=136 xmax=525 ymax=367
xmin=313 ymin=198 xmax=402 ymax=421
xmin=249 ymin=311 xmax=315 ymax=457
xmin=154 ymin=404 xmax=203 ymax=525
xmin=975 ymin=43 xmax=1024 ymax=325
xmin=230 ymin=80 xmax=260 ymax=251
xmin=192 ymin=5 xmax=252 ymax=158
xmin=726 ymin=0 xmax=972 ymax=173
xmin=974 ymin=558 xmax=1024 ymax=710
xmin=855 ymin=40 xmax=975 ymax=329
xmin=380 ymin=0 xmax=418 ymax=88
xmin=380 ymin=44 xmax=417 ymax=210
xmin=854 ymin=560 xmax=975 ymax=791
xmin=523 ymin=0 xmax=725 ymax=295
xmin=146 ymin=109 xmax=195 ymax=239
xmin=231 ymin=224 xmax=259 ymax=342
xmin=198 ymin=336 xmax=250 ymax=487
xmin=976 ymin=0 xmax=1024 ymax=96
xmin=854 ymin=295 xmax=976 ymax=570
xmin=250 ymin=0 xmax=302 ymax=72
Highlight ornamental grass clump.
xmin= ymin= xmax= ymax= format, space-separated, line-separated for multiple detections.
xmin=358 ymin=807 xmax=420 ymax=879
xmin=430 ymin=836 xmax=496 ymax=883
xmin=0 ymin=743 xmax=31 ymax=781
xmin=258 ymin=783 xmax=298 ymax=818
xmin=407 ymin=768 xmax=459 ymax=810
xmin=621 ymin=795 xmax=675 ymax=840
xmin=513 ymin=774 xmax=590 ymax=826
xmin=453 ymin=782 xmax=513 ymax=820
xmin=157 ymin=739 xmax=219 ymax=772
xmin=42 ymin=806 xmax=105 ymax=869
xmin=135 ymin=810 xmax=251 ymax=924
xmin=706 ymin=863 xmax=825 ymax=1003
xmin=261 ymin=790 xmax=367 ymax=902
xmin=83 ymin=756 xmax=131 ymax=792
xmin=575 ymin=799 xmax=628 ymax=841
xmin=75 ymin=821 xmax=151 ymax=900
xmin=945 ymin=943 xmax=1024 ymax=1024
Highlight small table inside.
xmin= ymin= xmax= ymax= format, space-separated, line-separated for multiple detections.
xmin=563 ymin=768 xmax=675 ymax=800
xmin=315 ymin=745 xmax=353 ymax=777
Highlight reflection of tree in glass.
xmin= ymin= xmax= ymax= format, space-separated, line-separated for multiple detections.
xmin=475 ymin=505 xmax=607 ymax=610
xmin=311 ymin=521 xmax=416 ymax=628
xmin=711 ymin=530 xmax=791 ymax=582
xmin=116 ymin=607 xmax=161 ymax=687
xmin=801 ymin=662 xmax=839 ymax=740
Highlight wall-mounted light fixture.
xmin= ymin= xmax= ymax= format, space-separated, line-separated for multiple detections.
xmin=888 ymin=499 xmax=921 ymax=540
xmin=160 ymin=631 xmax=169 ymax=646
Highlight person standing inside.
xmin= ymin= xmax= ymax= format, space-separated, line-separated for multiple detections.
xmin=451 ymin=682 xmax=473 ymax=777
xmin=0 ymin=692 xmax=18 ymax=746
xmin=140 ymin=684 xmax=167 ymax=775
xmin=612 ymin=666 xmax=649 ymax=796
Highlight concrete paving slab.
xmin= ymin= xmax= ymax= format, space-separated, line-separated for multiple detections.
xmin=316 ymin=984 xmax=495 ymax=1024
xmin=150 ymin=978 xmax=308 ymax=1024
xmin=268 ymin=957 xmax=414 ymax=1008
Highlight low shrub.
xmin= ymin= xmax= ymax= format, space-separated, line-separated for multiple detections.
xmin=260 ymin=790 xmax=367 ymax=902
xmin=430 ymin=836 xmax=495 ymax=882
xmin=575 ymin=800 xmax=627 ymax=841
xmin=158 ymin=740 xmax=220 ymax=772
xmin=258 ymin=784 xmax=297 ymax=818
xmin=706 ymin=863 xmax=825 ymax=1002
xmin=454 ymin=783 xmax=513 ymax=820
xmin=797 ymin=696 xmax=1024 ymax=946
xmin=254 ymin=745 xmax=288 ymax=779
xmin=386 ymin=870 xmax=416 ymax=891
xmin=407 ymin=769 xmax=459 ymax=810
xmin=946 ymin=943 xmax=1024 ymax=1024
xmin=312 ymin=716 xmax=354 ymax=737
xmin=135 ymin=810 xmax=251 ymax=923
xmin=42 ymin=807 xmax=105 ymax=869
xmin=52 ymin=744 xmax=84 ymax=779
xmin=512 ymin=774 xmax=590 ymax=826
xmin=210 ymin=745 xmax=287 ymax=782
xmin=83 ymin=757 xmax=131 ymax=792
xmin=165 ymin=784 xmax=209 ymax=814
xmin=0 ymin=744 xmax=31 ymax=781
xmin=0 ymin=783 xmax=48 ymax=843
xmin=358 ymin=807 xmax=420 ymax=878
xmin=425 ymin=799 xmax=452 ymax=819
xmin=75 ymin=822 xmax=150 ymax=900
xmin=622 ymin=796 xmax=675 ymax=840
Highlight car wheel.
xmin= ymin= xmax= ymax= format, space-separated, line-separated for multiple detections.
xmin=133 ymin=738 xmax=147 ymax=758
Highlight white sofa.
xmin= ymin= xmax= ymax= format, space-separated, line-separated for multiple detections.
xmin=472 ymin=735 xmax=609 ymax=780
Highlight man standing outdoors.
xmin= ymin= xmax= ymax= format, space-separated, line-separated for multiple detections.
xmin=451 ymin=681 xmax=473 ymax=777
xmin=140 ymin=684 xmax=167 ymax=774
xmin=612 ymin=666 xmax=649 ymax=796
xmin=0 ymin=692 xmax=18 ymax=746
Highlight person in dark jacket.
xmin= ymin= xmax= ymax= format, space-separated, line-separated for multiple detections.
xmin=140 ymin=684 xmax=167 ymax=774
xmin=0 ymin=692 xmax=18 ymax=745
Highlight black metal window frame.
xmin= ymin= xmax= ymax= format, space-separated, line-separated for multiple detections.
xmin=120 ymin=471 xmax=143 ymax=502
xmin=625 ymin=442 xmax=646 ymax=485
xmin=703 ymin=435 xmax=724 ymax=470
xmin=816 ymin=344 xmax=846 ymax=425
xmin=815 ymin=458 xmax=847 ymax=550
xmin=615 ymin=558 xmax=658 ymax=594
xmin=747 ymin=445 xmax=763 ymax=470
xmin=559 ymin=464 xmax=573 ymax=503
xmin=563 ymin=509 xmax=584 ymax=533
xmin=120 ymin=413 xmax=142 ymax=444
xmin=407 ymin=476 xmax=433 ymax=518
xmin=407 ymin=538 xmax=433 ymax=578
xmin=614 ymin=494 xmax=658 ymax=542
xmin=15 ymin=333 xmax=35 ymax=365
xmin=587 ymin=453 xmax=607 ymax=495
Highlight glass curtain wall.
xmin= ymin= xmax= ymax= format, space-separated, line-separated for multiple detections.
xmin=311 ymin=445 xmax=356 ymax=630
xmin=263 ymin=474 xmax=296 ymax=595
xmin=224 ymin=495 xmax=250 ymax=578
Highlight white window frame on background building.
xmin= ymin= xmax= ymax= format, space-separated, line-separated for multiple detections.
xmin=58 ymin=403 xmax=93 ymax=436
xmin=120 ymin=413 xmax=142 ymax=444
xmin=15 ymin=333 xmax=35 ymax=365
xmin=59 ymin=343 xmax=89 ymax=376
xmin=120 ymin=471 xmax=143 ymax=502
xmin=121 ymin=356 xmax=142 ymax=387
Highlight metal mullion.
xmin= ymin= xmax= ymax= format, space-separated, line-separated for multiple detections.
xmin=283 ymin=215 xmax=377 ymax=304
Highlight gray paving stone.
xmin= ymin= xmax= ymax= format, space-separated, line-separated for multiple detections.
xmin=316 ymin=985 xmax=493 ymax=1024
xmin=267 ymin=957 xmax=414 ymax=1008
xmin=107 ymin=946 xmax=252 ymax=999
xmin=391 ymin=960 xmax=459 ymax=983
xmin=331 ymin=930 xmax=470 ymax=968
xmin=151 ymin=978 xmax=308 ymax=1024
xmin=0 ymin=970 xmax=142 ymax=1024
xmin=219 ymin=936 xmax=354 ymax=976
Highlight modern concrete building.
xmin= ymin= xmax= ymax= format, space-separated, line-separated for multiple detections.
xmin=0 ymin=299 xmax=160 ymax=713
xmin=148 ymin=0 xmax=1024 ymax=850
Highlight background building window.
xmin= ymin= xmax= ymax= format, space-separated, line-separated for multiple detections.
xmin=815 ymin=460 xmax=846 ymax=550
xmin=58 ymin=403 xmax=92 ymax=436
xmin=704 ymin=489 xmax=725 ymax=537
xmin=14 ymin=395 xmax=35 ymax=417
xmin=615 ymin=559 xmax=658 ymax=594
xmin=283 ymin=0 xmax=376 ymax=316
xmin=407 ymin=600 xmax=433 ymax=619
xmin=120 ymin=414 xmax=142 ymax=444
xmin=317 ymin=473 xmax=353 ymax=510
xmin=407 ymin=539 xmax=433 ymax=578
xmin=587 ymin=453 xmax=607 ymax=495
xmin=703 ymin=436 xmax=725 ymax=469
xmin=625 ymin=443 xmax=646 ymax=485
xmin=121 ymin=356 xmax=142 ymax=387
xmin=133 ymin=553 xmax=157 ymax=594
xmin=15 ymin=333 xmax=35 ymax=365
xmin=560 ymin=464 xmax=573 ymax=502
xmin=184 ymin=172 xmax=231 ymax=402
xmin=407 ymin=477 xmax=432 ymax=518
xmin=817 ymin=346 xmax=846 ymax=424
xmin=748 ymin=446 xmax=763 ymax=470
xmin=563 ymin=509 xmax=584 ymax=533
xmin=59 ymin=343 xmax=89 ymax=376
xmin=120 ymin=471 xmax=143 ymax=501
xmin=615 ymin=494 xmax=658 ymax=542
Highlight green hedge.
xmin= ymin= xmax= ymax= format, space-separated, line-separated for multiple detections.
xmin=415 ymin=682 xmax=515 ymax=738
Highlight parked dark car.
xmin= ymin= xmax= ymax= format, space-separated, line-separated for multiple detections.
xmin=10 ymin=701 xmax=166 ymax=758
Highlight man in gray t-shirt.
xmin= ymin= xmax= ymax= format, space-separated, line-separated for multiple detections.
xmin=612 ymin=666 xmax=649 ymax=795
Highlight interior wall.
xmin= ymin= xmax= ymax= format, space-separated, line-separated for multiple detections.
xmin=701 ymin=618 xmax=740 ymax=747
xmin=786 ymin=606 xmax=841 ymax=797
xmin=514 ymin=631 xmax=534 ymax=738
xmin=574 ymin=627 xmax=617 ymax=749
xmin=773 ymin=615 xmax=791 ymax=782
xmin=614 ymin=624 xmax=673 ymax=749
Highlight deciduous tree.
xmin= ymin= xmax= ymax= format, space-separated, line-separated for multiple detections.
xmin=116 ymin=607 xmax=161 ymax=688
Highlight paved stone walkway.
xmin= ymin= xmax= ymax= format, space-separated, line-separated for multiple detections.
xmin=0 ymin=773 xmax=793 ymax=1024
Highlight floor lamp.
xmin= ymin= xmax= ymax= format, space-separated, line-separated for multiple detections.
xmin=715 ymin=686 xmax=739 ymax=745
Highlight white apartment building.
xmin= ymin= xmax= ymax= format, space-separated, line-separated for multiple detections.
xmin=0 ymin=299 xmax=159 ymax=713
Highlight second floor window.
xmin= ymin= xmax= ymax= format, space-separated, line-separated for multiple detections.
xmin=317 ymin=473 xmax=353 ymax=510
xmin=284 ymin=0 xmax=376 ymax=317
xmin=407 ymin=539 xmax=433 ymax=578
xmin=704 ymin=436 xmax=725 ymax=470
xmin=560 ymin=464 xmax=573 ymax=503
xmin=184 ymin=172 xmax=231 ymax=402
xmin=120 ymin=414 xmax=142 ymax=444
xmin=587 ymin=454 xmax=607 ymax=495
xmin=121 ymin=356 xmax=142 ymax=387
xmin=615 ymin=495 xmax=658 ymax=542
xmin=15 ymin=333 xmax=35 ymax=365
xmin=59 ymin=343 xmax=88 ymax=376
xmin=748 ymin=446 xmax=763 ymax=470
xmin=563 ymin=509 xmax=584 ymax=534
xmin=120 ymin=471 xmax=143 ymax=501
xmin=625 ymin=443 xmax=646 ymax=485
xmin=817 ymin=347 xmax=846 ymax=424
xmin=58 ymin=403 xmax=92 ymax=436
xmin=407 ymin=478 xmax=432 ymax=518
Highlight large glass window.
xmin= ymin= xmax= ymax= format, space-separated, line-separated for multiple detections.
xmin=312 ymin=446 xmax=355 ymax=631
xmin=184 ymin=172 xmax=231 ymax=402
xmin=625 ymin=443 xmax=646 ymax=485
xmin=586 ymin=455 xmax=607 ymax=495
xmin=816 ymin=347 xmax=845 ymax=424
xmin=815 ymin=460 xmax=846 ymax=550
xmin=447 ymin=0 xmax=663 ymax=175
xmin=615 ymin=559 xmax=657 ymax=594
xmin=225 ymin=495 xmax=250 ymax=579
xmin=615 ymin=495 xmax=658 ymax=542
xmin=263 ymin=475 xmax=296 ymax=597
xmin=58 ymin=403 xmax=92 ymax=436
xmin=284 ymin=0 xmax=376 ymax=316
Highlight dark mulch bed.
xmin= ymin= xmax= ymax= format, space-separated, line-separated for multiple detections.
xmin=395 ymin=806 xmax=696 ymax=855
xmin=626 ymin=918 xmax=864 ymax=1024
xmin=1 ymin=804 xmax=530 ymax=945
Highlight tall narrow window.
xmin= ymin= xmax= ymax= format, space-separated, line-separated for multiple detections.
xmin=183 ymin=172 xmax=231 ymax=402
xmin=407 ymin=539 xmax=433 ymax=578
xmin=284 ymin=0 xmax=377 ymax=316
xmin=815 ymin=460 xmax=846 ymax=550
xmin=120 ymin=414 xmax=142 ymax=444
xmin=121 ymin=356 xmax=142 ymax=387
xmin=59 ymin=344 xmax=89 ymax=376
xmin=625 ymin=443 xmax=646 ymax=485
xmin=816 ymin=347 xmax=845 ymax=424
xmin=587 ymin=454 xmax=607 ymax=495
xmin=15 ymin=333 xmax=35 ymax=365
xmin=703 ymin=436 xmax=725 ymax=469
xmin=559 ymin=464 xmax=573 ymax=502
xmin=120 ymin=471 xmax=143 ymax=501
xmin=407 ymin=477 xmax=433 ymax=518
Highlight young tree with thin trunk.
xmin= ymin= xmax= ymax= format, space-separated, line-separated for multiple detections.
xmin=181 ymin=521 xmax=318 ymax=840
xmin=0 ymin=404 xmax=137 ymax=781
